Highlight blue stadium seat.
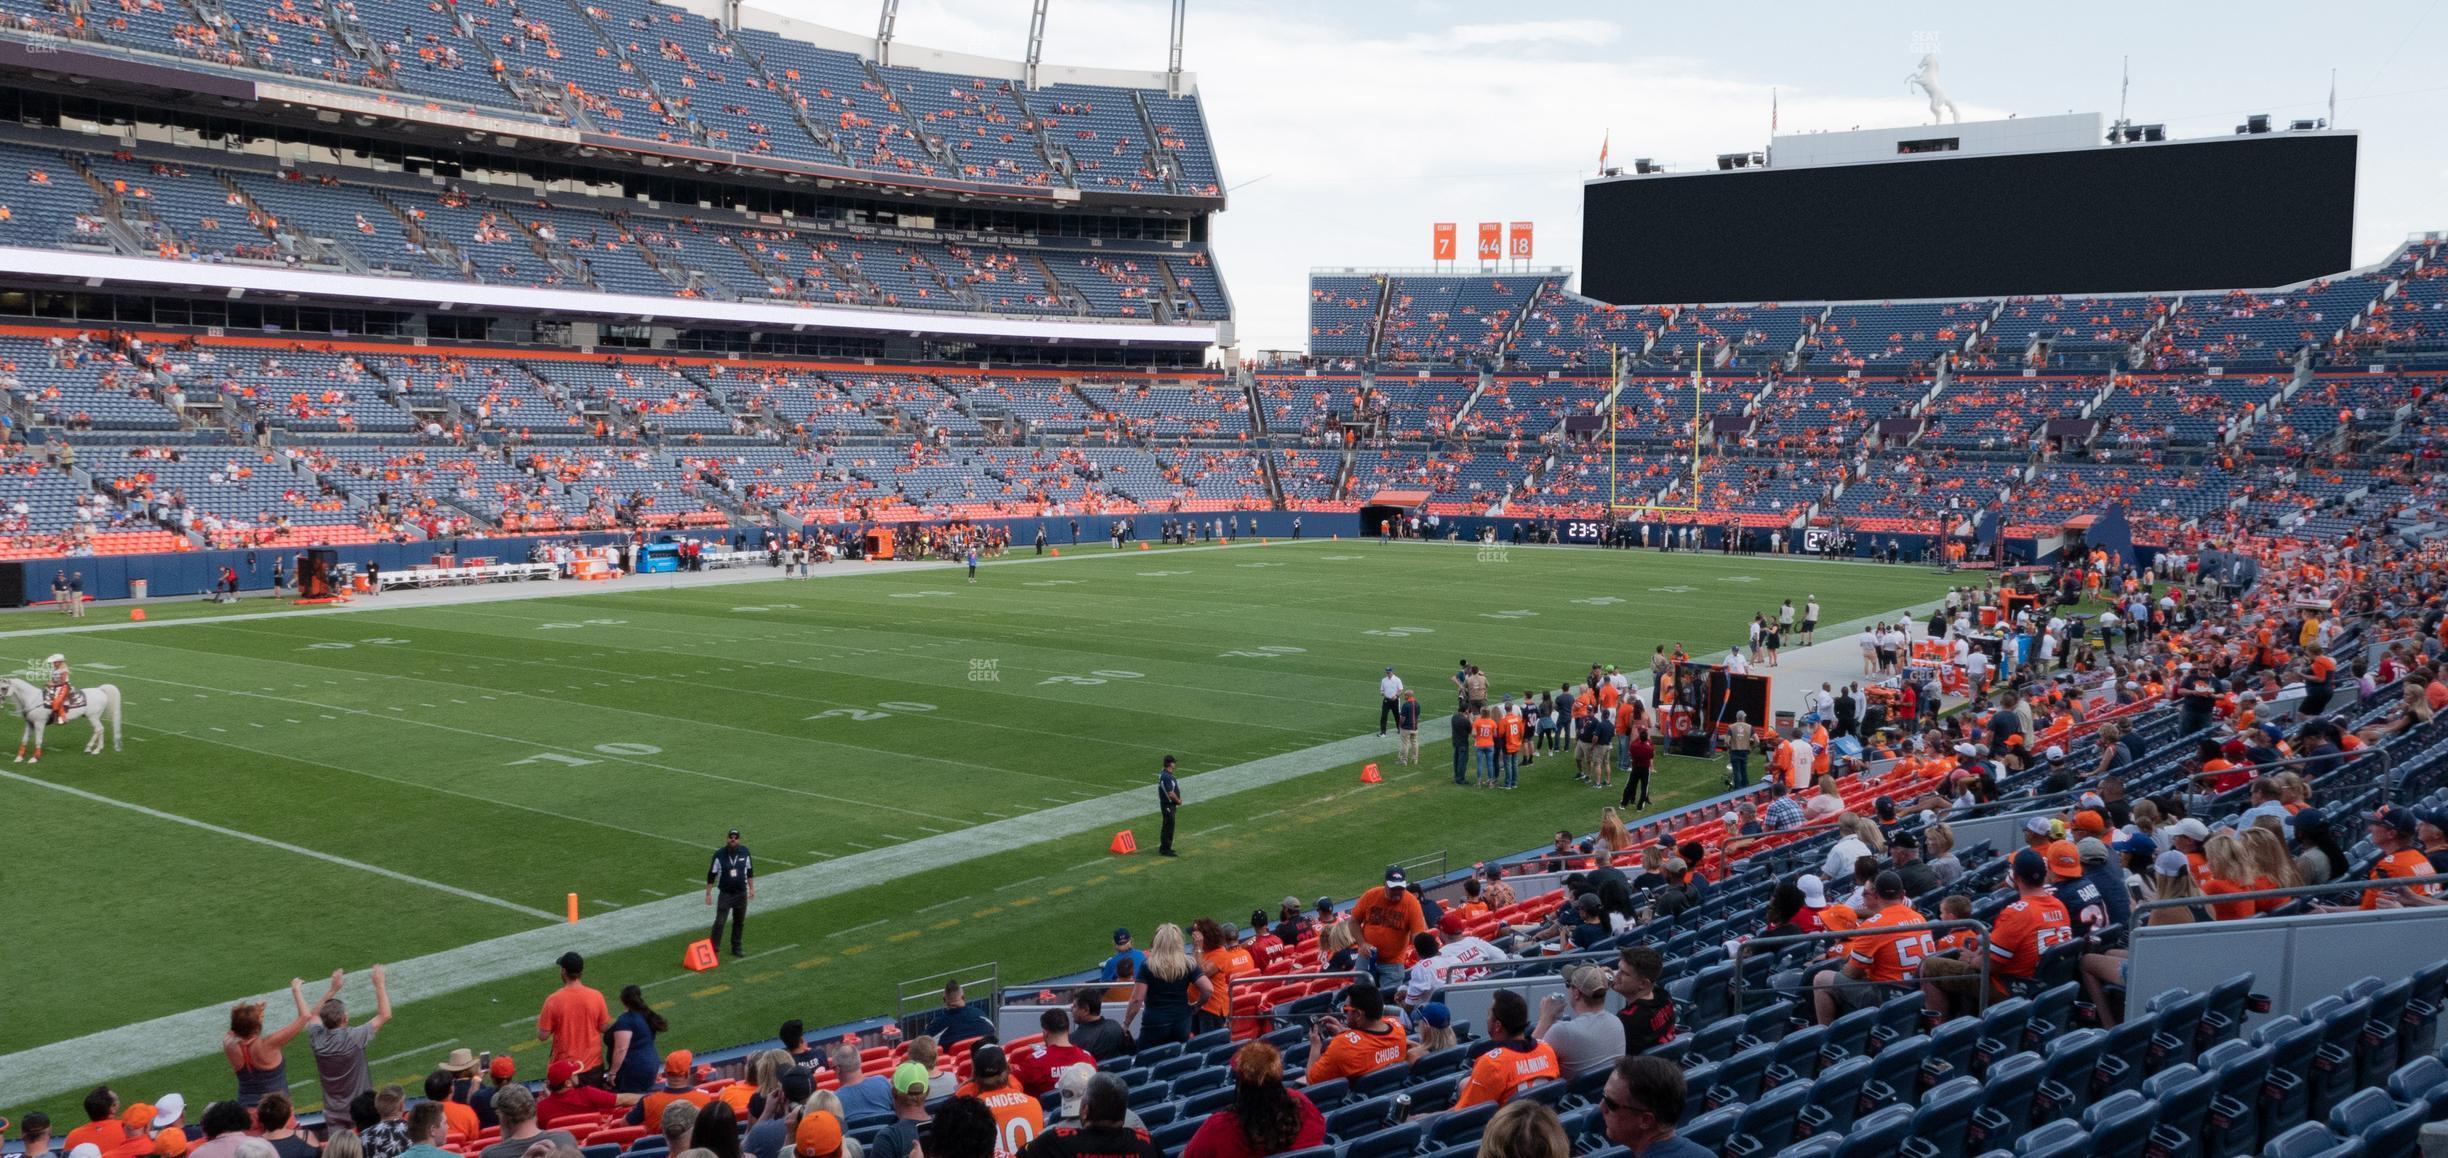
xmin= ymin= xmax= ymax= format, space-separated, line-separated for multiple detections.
xmin=1861 ymin=1034 xmax=1933 ymax=1113
xmin=2254 ymin=1017 xmax=2322 ymax=1143
xmin=1871 ymin=993 xmax=1928 ymax=1053
xmin=1350 ymin=1063 xmax=1413 ymax=1098
xmin=2033 ymin=1028 xmax=2108 ymax=1122
xmin=1706 ymin=1043 xmax=1778 ymax=1109
xmin=2095 ymin=1016 xmax=2156 ymax=1097
xmin=2011 ymin=1120 xmax=2088 ymax=1158
xmin=2384 ymin=1054 xmax=2448 ymax=1115
xmin=2148 ymin=990 xmax=2211 ymax=1072
xmin=1963 ymin=1052 xmax=2044 ymax=1152
xmin=2403 ymin=961 xmax=2448 ymax=1059
xmin=2325 ymin=1088 xmax=2424 ymax=1158
xmin=1819 ymin=1008 xmax=1879 ymax=1064
xmin=1726 ymin=1078 xmax=1812 ymax=1156
xmin=1768 ymin=1025 xmax=1828 ymax=1085
xmin=1774 ymin=1137 xmax=1843 ymax=1158
xmin=2140 ymin=1062 xmax=2215 ymax=1158
xmin=1926 ymin=1019 xmax=1982 ymax=1082
xmin=1410 ymin=1044 xmax=1472 ymax=1082
xmin=1339 ymin=1120 xmax=1422 ymax=1158
xmin=1322 ymin=1095 xmax=1397 ymax=1139
xmin=1680 ymin=1105 xmax=1745 ymax=1156
xmin=2348 ymin=978 xmax=2410 ymax=1085
xmin=1176 ymin=1085 xmax=1233 ymax=1118
xmin=1683 ymin=1015 xmax=1749 ymax=1066
xmin=1794 ymin=1055 xmax=1872 ymax=1140
xmin=1832 ymin=1104 xmax=1916 ymax=1158
xmin=2305 ymin=997 xmax=2372 ymax=1120
xmin=1425 ymin=1101 xmax=1496 ymax=1148
xmin=2199 ymin=1039 xmax=2277 ymax=1158
xmin=1896 ymin=1074 xmax=1984 ymax=1158
xmin=2202 ymin=974 xmax=2259 ymax=1047
xmin=2258 ymin=1123 xmax=2359 ymax=1158
xmin=1972 ymin=997 xmax=2033 ymax=1076
xmin=2078 ymin=1090 xmax=2162 ymax=1158
xmin=2021 ymin=984 xmax=2078 ymax=1050
xmin=1302 ymin=1078 xmax=1351 ymax=1110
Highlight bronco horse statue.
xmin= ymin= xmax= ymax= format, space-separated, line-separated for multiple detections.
xmin=3 ymin=676 xmax=123 ymax=762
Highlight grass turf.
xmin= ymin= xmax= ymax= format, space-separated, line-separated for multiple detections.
xmin=0 ymin=538 xmax=1957 ymax=1116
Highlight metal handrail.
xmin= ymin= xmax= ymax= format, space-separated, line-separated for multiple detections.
xmin=1003 ymin=969 xmax=1368 ymax=1007
xmin=1731 ymin=918 xmax=1994 ymax=1014
xmin=2133 ymin=871 xmax=2448 ymax=916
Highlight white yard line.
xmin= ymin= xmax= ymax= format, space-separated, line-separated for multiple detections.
xmin=0 ymin=768 xmax=559 ymax=923
xmin=369 ymin=1039 xmax=458 ymax=1068
xmin=0 ymin=721 xmax=1404 ymax=1105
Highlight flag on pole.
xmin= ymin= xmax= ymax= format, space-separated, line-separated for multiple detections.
xmin=1597 ymin=129 xmax=1610 ymax=174
xmin=1771 ymin=88 xmax=1778 ymax=134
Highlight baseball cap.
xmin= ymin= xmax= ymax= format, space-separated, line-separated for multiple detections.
xmin=556 ymin=951 xmax=585 ymax=974
xmin=1055 ymin=1064 xmax=1096 ymax=1119
xmin=2368 ymin=807 xmax=2418 ymax=837
xmin=1385 ymin=667 xmax=1394 ymax=674
xmin=2168 ymin=818 xmax=2211 ymax=842
xmin=1112 ymin=927 xmax=1131 ymax=945
xmin=153 ymin=1132 xmax=187 ymax=1158
xmin=1955 ymin=743 xmax=1981 ymax=758
xmin=150 ymin=1097 xmax=183 ymax=1129
xmin=2412 ymin=807 xmax=2448 ymax=835
xmin=547 ymin=1059 xmax=582 ymax=1086
xmin=1384 ymin=865 xmax=1408 ymax=887
xmin=1888 ymin=829 xmax=1920 ymax=850
xmin=889 ymin=1063 xmax=933 ymax=1097
xmin=1821 ymin=905 xmax=1860 ymax=933
xmin=490 ymin=1056 xmax=517 ymax=1081
xmin=2077 ymin=837 xmax=2112 ymax=865
xmin=1417 ymin=1002 xmax=1452 ymax=1030
xmin=1281 ymin=895 xmax=1301 ymax=911
xmin=793 ymin=1111 xmax=842 ymax=1158
xmin=1797 ymin=874 xmax=1828 ymax=908
xmin=2071 ymin=810 xmax=2108 ymax=835
xmin=2112 ymin=831 xmax=2157 ymax=858
xmin=2044 ymin=745 xmax=2066 ymax=762
xmin=728 ymin=828 xmax=742 ymax=838
xmin=664 ymin=1049 xmax=695 ymax=1078
xmin=2154 ymin=850 xmax=2192 ymax=877
xmin=2023 ymin=817 xmax=2055 ymax=837
xmin=1566 ymin=965 xmax=1609 ymax=997
xmin=120 ymin=1105 xmax=154 ymax=1133
xmin=70 ymin=1146 xmax=101 ymax=1158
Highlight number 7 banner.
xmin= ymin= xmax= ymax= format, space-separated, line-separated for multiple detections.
xmin=1432 ymin=223 xmax=1456 ymax=262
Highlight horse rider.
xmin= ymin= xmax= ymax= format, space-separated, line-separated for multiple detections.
xmin=46 ymin=654 xmax=70 ymax=724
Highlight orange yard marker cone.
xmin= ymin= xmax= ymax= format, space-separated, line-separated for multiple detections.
xmin=1050 ymin=548 xmax=1060 ymax=557
xmin=1139 ymin=542 xmax=1149 ymax=550
xmin=1359 ymin=763 xmax=1383 ymax=784
xmin=566 ymin=893 xmax=580 ymax=923
xmin=1109 ymin=830 xmax=1138 ymax=854
xmin=130 ymin=608 xmax=146 ymax=621
xmin=682 ymin=939 xmax=720 ymax=971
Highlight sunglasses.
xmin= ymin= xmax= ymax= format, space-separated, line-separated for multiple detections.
xmin=1600 ymin=1094 xmax=1652 ymax=1118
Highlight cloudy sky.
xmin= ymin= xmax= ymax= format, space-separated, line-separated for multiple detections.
xmin=770 ymin=0 xmax=2446 ymax=352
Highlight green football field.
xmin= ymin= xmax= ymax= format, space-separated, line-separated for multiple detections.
xmin=0 ymin=538 xmax=1956 ymax=1118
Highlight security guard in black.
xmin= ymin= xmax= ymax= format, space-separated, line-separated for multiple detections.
xmin=706 ymin=827 xmax=754 ymax=955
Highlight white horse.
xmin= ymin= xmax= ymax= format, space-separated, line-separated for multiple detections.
xmin=2 ymin=677 xmax=123 ymax=762
xmin=1908 ymin=54 xmax=1962 ymax=124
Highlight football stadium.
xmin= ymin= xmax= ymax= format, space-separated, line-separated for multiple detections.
xmin=0 ymin=2 xmax=2443 ymax=1157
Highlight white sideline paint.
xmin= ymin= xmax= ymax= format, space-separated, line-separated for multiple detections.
xmin=0 ymin=727 xmax=1399 ymax=1104
xmin=0 ymin=538 xmax=1953 ymax=1101
xmin=0 ymin=768 xmax=559 ymax=922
